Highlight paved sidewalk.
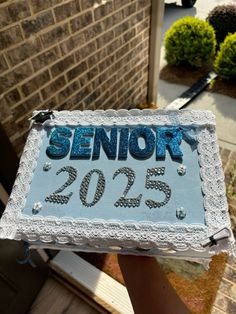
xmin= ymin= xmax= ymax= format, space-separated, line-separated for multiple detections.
xmin=158 ymin=79 xmax=236 ymax=153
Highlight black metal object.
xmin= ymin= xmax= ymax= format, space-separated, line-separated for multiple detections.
xmin=181 ymin=0 xmax=197 ymax=8
xmin=166 ymin=71 xmax=217 ymax=110
xmin=201 ymin=228 xmax=231 ymax=248
xmin=31 ymin=111 xmax=54 ymax=124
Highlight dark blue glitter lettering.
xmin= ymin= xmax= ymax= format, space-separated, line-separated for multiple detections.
xmin=92 ymin=127 xmax=117 ymax=159
xmin=118 ymin=128 xmax=129 ymax=160
xmin=71 ymin=127 xmax=94 ymax=159
xmin=129 ymin=127 xmax=155 ymax=159
xmin=156 ymin=127 xmax=183 ymax=158
xmin=46 ymin=127 xmax=72 ymax=158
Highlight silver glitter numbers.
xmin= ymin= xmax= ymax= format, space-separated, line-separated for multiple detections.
xmin=113 ymin=167 xmax=142 ymax=208
xmin=45 ymin=166 xmax=77 ymax=204
xmin=80 ymin=169 xmax=105 ymax=207
xmin=145 ymin=167 xmax=171 ymax=209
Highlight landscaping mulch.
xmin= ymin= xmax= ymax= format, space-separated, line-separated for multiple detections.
xmin=160 ymin=64 xmax=236 ymax=99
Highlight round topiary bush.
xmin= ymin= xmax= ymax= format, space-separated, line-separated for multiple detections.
xmin=164 ymin=16 xmax=216 ymax=67
xmin=214 ymin=33 xmax=236 ymax=80
xmin=207 ymin=4 xmax=236 ymax=45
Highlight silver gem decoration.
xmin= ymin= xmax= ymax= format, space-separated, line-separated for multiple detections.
xmin=176 ymin=207 xmax=186 ymax=220
xmin=177 ymin=164 xmax=186 ymax=176
xmin=145 ymin=167 xmax=171 ymax=209
xmin=43 ymin=161 xmax=52 ymax=171
xmin=114 ymin=194 xmax=142 ymax=208
xmin=45 ymin=166 xmax=77 ymax=204
xmin=80 ymin=169 xmax=105 ymax=207
xmin=113 ymin=167 xmax=142 ymax=208
xmin=32 ymin=202 xmax=42 ymax=215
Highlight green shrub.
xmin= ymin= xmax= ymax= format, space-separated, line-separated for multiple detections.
xmin=214 ymin=33 xmax=236 ymax=80
xmin=207 ymin=4 xmax=236 ymax=45
xmin=164 ymin=17 xmax=216 ymax=67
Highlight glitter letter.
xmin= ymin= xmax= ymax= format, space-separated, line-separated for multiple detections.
xmin=46 ymin=127 xmax=72 ymax=158
xmin=71 ymin=127 xmax=94 ymax=159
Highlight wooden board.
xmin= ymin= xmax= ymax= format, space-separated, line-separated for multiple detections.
xmin=30 ymin=277 xmax=100 ymax=314
xmin=50 ymin=251 xmax=133 ymax=314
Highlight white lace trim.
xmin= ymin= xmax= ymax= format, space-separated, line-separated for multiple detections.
xmin=0 ymin=109 xmax=235 ymax=256
xmin=35 ymin=109 xmax=216 ymax=127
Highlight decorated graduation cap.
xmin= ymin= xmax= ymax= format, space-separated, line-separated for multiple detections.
xmin=0 ymin=109 xmax=235 ymax=262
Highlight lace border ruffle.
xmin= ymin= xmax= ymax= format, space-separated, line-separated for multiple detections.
xmin=0 ymin=109 xmax=234 ymax=256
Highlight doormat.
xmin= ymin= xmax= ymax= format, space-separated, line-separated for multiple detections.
xmin=77 ymin=252 xmax=227 ymax=314
xmin=160 ymin=64 xmax=236 ymax=100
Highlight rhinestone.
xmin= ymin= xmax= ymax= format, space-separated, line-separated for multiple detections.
xmin=176 ymin=207 xmax=187 ymax=220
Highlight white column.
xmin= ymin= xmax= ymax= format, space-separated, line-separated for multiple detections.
xmin=148 ymin=0 xmax=165 ymax=105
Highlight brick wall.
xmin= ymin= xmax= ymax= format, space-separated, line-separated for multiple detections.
xmin=0 ymin=0 xmax=151 ymax=155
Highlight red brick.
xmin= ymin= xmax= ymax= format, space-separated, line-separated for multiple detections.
xmin=0 ymin=0 xmax=31 ymax=28
xmin=83 ymin=22 xmax=103 ymax=41
xmin=41 ymin=24 xmax=69 ymax=48
xmin=129 ymin=11 xmax=144 ymax=27
xmin=31 ymin=0 xmax=63 ymax=13
xmin=2 ymin=118 xmax=17 ymax=138
xmin=84 ymin=89 xmax=101 ymax=105
xmin=96 ymin=30 xmax=114 ymax=49
xmin=79 ymin=66 xmax=99 ymax=87
xmin=98 ymin=54 xmax=115 ymax=72
xmin=114 ymin=20 xmax=129 ymax=37
xmin=56 ymin=101 xmax=75 ymax=111
xmin=32 ymin=46 xmax=61 ymax=71
xmin=21 ymin=11 xmax=55 ymax=38
xmin=106 ymin=38 xmax=123 ymax=55
xmin=94 ymin=1 xmax=113 ymax=21
xmin=137 ymin=0 xmax=150 ymax=10
xmin=41 ymin=76 xmax=66 ymax=100
xmin=87 ymin=48 xmax=106 ymax=68
xmin=102 ymin=10 xmax=123 ymax=29
xmin=2 ymin=88 xmax=21 ymax=107
xmin=60 ymin=32 xmax=85 ymax=55
xmin=57 ymin=80 xmax=80 ymax=104
xmin=75 ymin=41 xmax=96 ymax=63
xmin=80 ymin=0 xmax=95 ymax=10
xmin=114 ymin=0 xmax=130 ymax=10
xmin=70 ymin=11 xmax=93 ymax=33
xmin=54 ymin=0 xmax=81 ymax=22
xmin=41 ymin=96 xmax=58 ymax=110
xmin=137 ymin=18 xmax=150 ymax=33
xmin=0 ymin=25 xmax=23 ymax=50
xmin=0 ymin=96 xmax=12 ymax=120
xmin=123 ymin=28 xmax=135 ymax=43
xmin=21 ymin=70 xmax=50 ymax=96
xmin=115 ymin=43 xmax=129 ymax=59
xmin=7 ymin=38 xmax=42 ymax=66
xmin=51 ymin=55 xmax=75 ymax=77
xmin=0 ymin=62 xmax=32 ymax=94
xmin=67 ymin=61 xmax=87 ymax=81
xmin=12 ymin=93 xmax=41 ymax=120
xmin=122 ymin=2 xmax=136 ymax=18
xmin=67 ymin=85 xmax=91 ymax=105
xmin=0 ymin=54 xmax=8 ymax=73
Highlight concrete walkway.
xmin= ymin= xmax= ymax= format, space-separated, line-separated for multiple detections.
xmin=158 ymin=1 xmax=236 ymax=152
xmin=158 ymin=79 xmax=236 ymax=152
